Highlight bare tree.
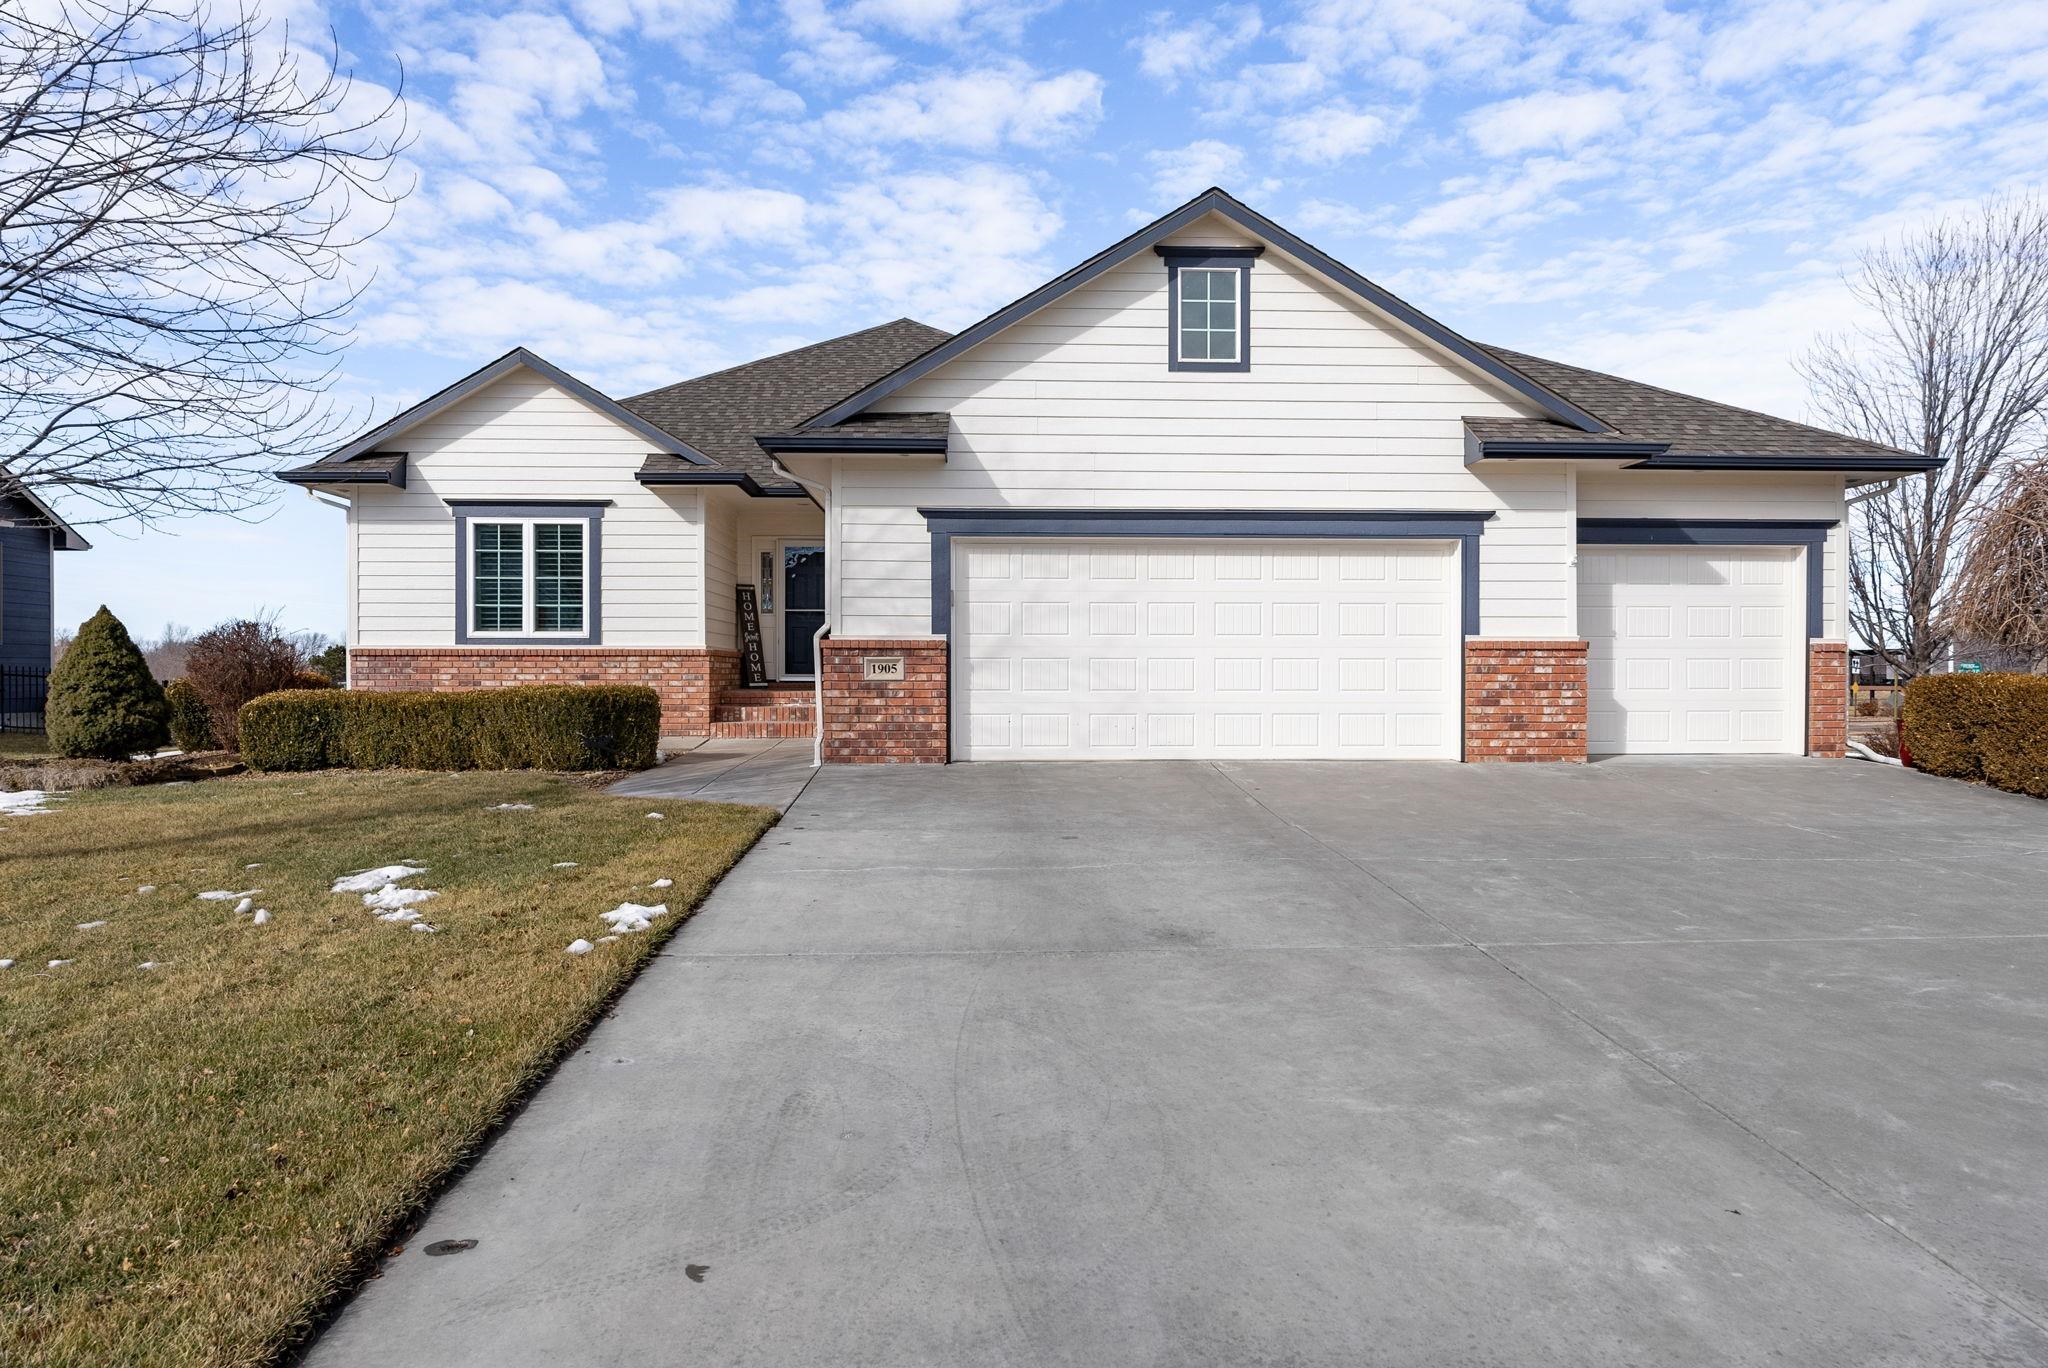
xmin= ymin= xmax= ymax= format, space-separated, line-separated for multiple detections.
xmin=1947 ymin=458 xmax=2048 ymax=671
xmin=1801 ymin=197 xmax=2048 ymax=677
xmin=1 ymin=0 xmax=408 ymax=527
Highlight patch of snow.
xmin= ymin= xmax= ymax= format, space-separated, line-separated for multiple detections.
xmin=374 ymin=908 xmax=423 ymax=923
xmin=330 ymin=865 xmax=425 ymax=894
xmin=645 ymin=812 xmax=665 ymax=820
xmin=198 ymin=889 xmax=262 ymax=902
xmin=47 ymin=959 xmax=70 ymax=968
xmin=0 ymin=790 xmax=55 ymax=816
xmin=409 ymin=923 xmax=437 ymax=934
xmin=137 ymin=961 xmax=162 ymax=971
xmin=251 ymin=909 xmax=271 ymax=926
xmin=0 ymin=959 xmax=13 ymax=969
xmin=75 ymin=920 xmax=108 ymax=931
xmin=565 ymin=939 xmax=593 ymax=955
xmin=649 ymin=878 xmax=673 ymax=889
xmin=596 ymin=935 xmax=619 ymax=943
xmin=489 ymin=802 xmax=535 ymax=811
xmin=363 ymin=885 xmax=438 ymax=911
xmin=136 ymin=885 xmax=156 ymax=894
xmin=552 ymin=861 xmax=578 ymax=868
xmin=233 ymin=898 xmax=253 ymax=916
xmin=598 ymin=902 xmax=669 ymax=934
xmin=244 ymin=863 xmax=263 ymax=870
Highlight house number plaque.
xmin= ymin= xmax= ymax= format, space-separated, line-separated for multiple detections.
xmin=862 ymin=656 xmax=905 ymax=681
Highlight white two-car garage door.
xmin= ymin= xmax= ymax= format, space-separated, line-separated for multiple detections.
xmin=1579 ymin=545 xmax=1805 ymax=755
xmin=952 ymin=539 xmax=1460 ymax=760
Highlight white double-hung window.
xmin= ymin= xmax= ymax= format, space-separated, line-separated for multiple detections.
xmin=458 ymin=504 xmax=601 ymax=642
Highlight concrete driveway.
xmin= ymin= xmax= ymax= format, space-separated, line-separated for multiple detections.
xmin=306 ymin=758 xmax=2048 ymax=1367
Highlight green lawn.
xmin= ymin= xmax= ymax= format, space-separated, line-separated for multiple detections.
xmin=0 ymin=770 xmax=776 ymax=1368
xmin=0 ymin=730 xmax=50 ymax=760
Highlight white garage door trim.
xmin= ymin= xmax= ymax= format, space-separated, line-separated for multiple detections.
xmin=951 ymin=537 xmax=1462 ymax=761
xmin=1580 ymin=544 xmax=1807 ymax=755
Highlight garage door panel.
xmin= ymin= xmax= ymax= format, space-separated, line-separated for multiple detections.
xmin=1581 ymin=545 xmax=1802 ymax=756
xmin=956 ymin=538 xmax=1459 ymax=760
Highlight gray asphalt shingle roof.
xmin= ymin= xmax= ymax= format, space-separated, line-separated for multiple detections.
xmin=1475 ymin=346 xmax=1917 ymax=460
xmin=622 ymin=319 xmax=949 ymax=489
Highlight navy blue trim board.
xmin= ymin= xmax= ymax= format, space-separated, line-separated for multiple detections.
xmin=1577 ymin=518 xmax=1836 ymax=638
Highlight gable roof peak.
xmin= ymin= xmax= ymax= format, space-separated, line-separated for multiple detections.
xmin=801 ymin=189 xmax=1607 ymax=434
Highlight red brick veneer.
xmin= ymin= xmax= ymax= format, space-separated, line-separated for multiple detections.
xmin=348 ymin=648 xmax=739 ymax=738
xmin=1807 ymin=640 xmax=1848 ymax=758
xmin=819 ymin=638 xmax=948 ymax=764
xmin=1463 ymin=639 xmax=1589 ymax=762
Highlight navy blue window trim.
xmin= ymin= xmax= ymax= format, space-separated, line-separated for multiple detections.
xmin=1577 ymin=518 xmax=1836 ymax=638
xmin=918 ymin=508 xmax=1495 ymax=637
xmin=1161 ymin=249 xmax=1253 ymax=374
xmin=453 ymin=502 xmax=605 ymax=645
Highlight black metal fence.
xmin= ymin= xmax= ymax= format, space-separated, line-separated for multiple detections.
xmin=2 ymin=666 xmax=47 ymax=732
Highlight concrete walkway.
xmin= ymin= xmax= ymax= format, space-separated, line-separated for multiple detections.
xmin=605 ymin=737 xmax=816 ymax=811
xmin=309 ymin=758 xmax=2048 ymax=1367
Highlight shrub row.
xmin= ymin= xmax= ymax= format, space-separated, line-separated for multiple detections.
xmin=240 ymin=685 xmax=661 ymax=773
xmin=1900 ymin=672 xmax=2048 ymax=799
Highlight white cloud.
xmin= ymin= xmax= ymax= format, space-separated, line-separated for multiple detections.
xmin=1464 ymin=89 xmax=1628 ymax=156
xmin=569 ymin=0 xmax=733 ymax=40
xmin=1131 ymin=5 xmax=1264 ymax=89
xmin=781 ymin=0 xmax=897 ymax=83
xmin=820 ymin=65 xmax=1104 ymax=149
xmin=1275 ymin=101 xmax=1390 ymax=163
xmin=1398 ymin=155 xmax=1609 ymax=238
xmin=1146 ymin=139 xmax=1244 ymax=205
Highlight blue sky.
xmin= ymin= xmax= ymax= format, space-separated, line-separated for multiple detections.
xmin=56 ymin=0 xmax=2048 ymax=641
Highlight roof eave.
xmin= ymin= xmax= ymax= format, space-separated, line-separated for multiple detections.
xmin=277 ymin=453 xmax=409 ymax=490
xmin=1466 ymin=435 xmax=1670 ymax=465
xmin=755 ymin=434 xmax=949 ymax=455
xmin=634 ymin=469 xmax=809 ymax=498
xmin=801 ymin=187 xmax=1607 ymax=435
xmin=1624 ymin=454 xmax=1946 ymax=473
xmin=0 ymin=482 xmax=92 ymax=550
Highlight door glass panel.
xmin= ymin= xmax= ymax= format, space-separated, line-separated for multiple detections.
xmin=783 ymin=545 xmax=825 ymax=675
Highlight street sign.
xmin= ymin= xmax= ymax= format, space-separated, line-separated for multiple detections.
xmin=1958 ymin=662 xmax=1984 ymax=673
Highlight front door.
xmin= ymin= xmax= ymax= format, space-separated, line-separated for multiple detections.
xmin=781 ymin=544 xmax=826 ymax=677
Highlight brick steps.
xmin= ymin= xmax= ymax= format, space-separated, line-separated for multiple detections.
xmin=709 ymin=685 xmax=816 ymax=738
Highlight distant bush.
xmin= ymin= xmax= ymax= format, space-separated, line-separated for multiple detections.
xmin=291 ymin=670 xmax=335 ymax=691
xmin=240 ymin=685 xmax=661 ymax=773
xmin=308 ymin=643 xmax=347 ymax=682
xmin=45 ymin=607 xmax=169 ymax=760
xmin=184 ymin=619 xmax=306 ymax=752
xmin=164 ymin=678 xmax=213 ymax=752
xmin=1901 ymin=673 xmax=2048 ymax=798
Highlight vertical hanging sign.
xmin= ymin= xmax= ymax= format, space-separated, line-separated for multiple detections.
xmin=735 ymin=586 xmax=768 ymax=686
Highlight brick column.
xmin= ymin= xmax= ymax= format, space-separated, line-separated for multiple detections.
xmin=1463 ymin=639 xmax=1589 ymax=762
xmin=819 ymin=638 xmax=948 ymax=763
xmin=346 ymin=647 xmax=738 ymax=738
xmin=1807 ymin=640 xmax=1848 ymax=758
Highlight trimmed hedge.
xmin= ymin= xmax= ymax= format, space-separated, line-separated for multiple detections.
xmin=164 ymin=677 xmax=214 ymax=752
xmin=1900 ymin=672 xmax=2048 ymax=798
xmin=239 ymin=685 xmax=661 ymax=773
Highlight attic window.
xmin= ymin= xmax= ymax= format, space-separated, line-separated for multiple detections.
xmin=1158 ymin=246 xmax=1259 ymax=374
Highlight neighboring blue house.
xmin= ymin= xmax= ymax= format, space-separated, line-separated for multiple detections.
xmin=1 ymin=483 xmax=89 ymax=673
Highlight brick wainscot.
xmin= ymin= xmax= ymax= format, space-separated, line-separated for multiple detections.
xmin=1463 ymin=639 xmax=1589 ymax=762
xmin=348 ymin=648 xmax=740 ymax=738
xmin=818 ymin=638 xmax=949 ymax=763
xmin=1806 ymin=640 xmax=1848 ymax=759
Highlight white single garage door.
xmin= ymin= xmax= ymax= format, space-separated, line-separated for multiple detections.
xmin=1579 ymin=545 xmax=1805 ymax=755
xmin=953 ymin=538 xmax=1461 ymax=760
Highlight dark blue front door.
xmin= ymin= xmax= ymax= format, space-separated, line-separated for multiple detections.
xmin=782 ymin=545 xmax=825 ymax=676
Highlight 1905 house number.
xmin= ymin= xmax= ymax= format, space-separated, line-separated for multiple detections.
xmin=862 ymin=656 xmax=905 ymax=681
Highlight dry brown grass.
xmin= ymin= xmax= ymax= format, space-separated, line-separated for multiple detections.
xmin=0 ymin=770 xmax=775 ymax=1367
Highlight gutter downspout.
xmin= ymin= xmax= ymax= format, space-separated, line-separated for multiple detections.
xmin=771 ymin=456 xmax=832 ymax=767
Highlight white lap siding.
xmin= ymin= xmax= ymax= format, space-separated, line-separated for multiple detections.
xmin=348 ymin=374 xmax=703 ymax=648
xmin=832 ymin=220 xmax=1573 ymax=641
xmin=1574 ymin=472 xmax=1849 ymax=640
